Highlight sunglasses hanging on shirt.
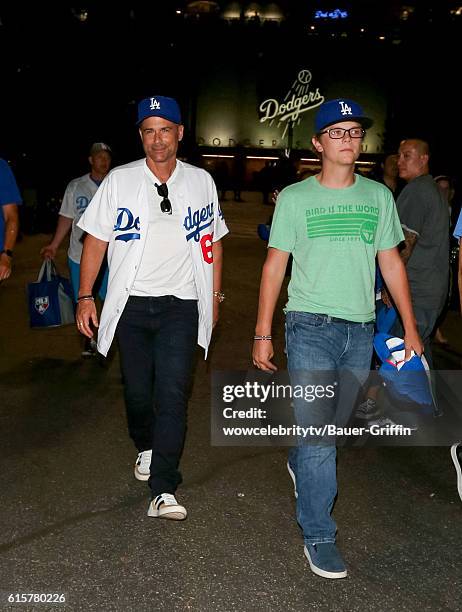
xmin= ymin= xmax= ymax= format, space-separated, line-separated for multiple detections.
xmin=155 ymin=182 xmax=172 ymax=214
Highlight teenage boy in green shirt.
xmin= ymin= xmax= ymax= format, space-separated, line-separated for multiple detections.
xmin=253 ymin=98 xmax=422 ymax=579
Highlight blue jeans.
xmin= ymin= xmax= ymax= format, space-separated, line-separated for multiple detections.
xmin=115 ymin=296 xmax=198 ymax=496
xmin=285 ymin=311 xmax=374 ymax=544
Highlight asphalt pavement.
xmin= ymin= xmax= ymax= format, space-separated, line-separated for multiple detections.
xmin=1 ymin=192 xmax=461 ymax=611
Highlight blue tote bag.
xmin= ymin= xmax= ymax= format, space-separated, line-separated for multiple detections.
xmin=373 ymin=333 xmax=434 ymax=409
xmin=27 ymin=260 xmax=75 ymax=328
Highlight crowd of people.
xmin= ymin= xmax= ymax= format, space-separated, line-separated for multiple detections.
xmin=1 ymin=94 xmax=461 ymax=581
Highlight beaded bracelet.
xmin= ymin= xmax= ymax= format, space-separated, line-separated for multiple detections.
xmin=77 ymin=295 xmax=95 ymax=302
xmin=254 ymin=335 xmax=272 ymax=340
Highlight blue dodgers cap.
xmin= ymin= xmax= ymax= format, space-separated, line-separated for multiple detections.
xmin=315 ymin=98 xmax=373 ymax=132
xmin=136 ymin=95 xmax=182 ymax=126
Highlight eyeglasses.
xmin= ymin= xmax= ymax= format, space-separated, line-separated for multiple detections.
xmin=319 ymin=127 xmax=365 ymax=139
xmin=155 ymin=182 xmax=172 ymax=214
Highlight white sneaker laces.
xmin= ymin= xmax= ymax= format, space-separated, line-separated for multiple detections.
xmin=157 ymin=493 xmax=178 ymax=507
xmin=137 ymin=450 xmax=152 ymax=471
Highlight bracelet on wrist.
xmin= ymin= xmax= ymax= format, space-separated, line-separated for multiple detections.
xmin=254 ymin=335 xmax=272 ymax=340
xmin=77 ymin=295 xmax=95 ymax=302
xmin=213 ymin=291 xmax=225 ymax=303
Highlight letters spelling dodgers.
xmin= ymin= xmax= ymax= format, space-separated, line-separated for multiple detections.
xmin=183 ymin=203 xmax=214 ymax=242
xmin=259 ymin=89 xmax=324 ymax=123
xmin=113 ymin=202 xmax=218 ymax=242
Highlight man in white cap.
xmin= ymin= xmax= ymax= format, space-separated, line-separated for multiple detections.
xmin=40 ymin=142 xmax=112 ymax=356
xmin=76 ymin=95 xmax=228 ymax=520
xmin=253 ymin=98 xmax=422 ymax=578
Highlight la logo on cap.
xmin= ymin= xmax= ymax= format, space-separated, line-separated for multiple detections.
xmin=339 ymin=101 xmax=352 ymax=116
xmin=150 ymin=98 xmax=160 ymax=110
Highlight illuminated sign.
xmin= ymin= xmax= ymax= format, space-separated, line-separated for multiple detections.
xmin=259 ymin=69 xmax=324 ymax=138
xmin=314 ymin=9 xmax=348 ymax=19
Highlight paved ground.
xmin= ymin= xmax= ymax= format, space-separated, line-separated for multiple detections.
xmin=1 ymin=192 xmax=461 ymax=611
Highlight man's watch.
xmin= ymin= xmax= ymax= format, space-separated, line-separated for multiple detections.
xmin=213 ymin=291 xmax=225 ymax=303
xmin=0 ymin=249 xmax=13 ymax=258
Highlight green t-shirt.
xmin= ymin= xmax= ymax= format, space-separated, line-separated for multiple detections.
xmin=268 ymin=174 xmax=404 ymax=322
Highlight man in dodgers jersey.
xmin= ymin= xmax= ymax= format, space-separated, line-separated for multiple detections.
xmin=252 ymin=98 xmax=422 ymax=578
xmin=77 ymin=95 xmax=228 ymax=520
xmin=41 ymin=142 xmax=112 ymax=356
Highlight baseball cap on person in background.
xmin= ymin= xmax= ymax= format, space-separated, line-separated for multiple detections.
xmin=136 ymin=96 xmax=182 ymax=126
xmin=89 ymin=142 xmax=112 ymax=156
xmin=315 ymin=98 xmax=373 ymax=133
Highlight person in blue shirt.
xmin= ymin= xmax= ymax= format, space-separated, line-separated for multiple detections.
xmin=453 ymin=207 xmax=462 ymax=315
xmin=0 ymin=159 xmax=22 ymax=282
xmin=449 ymin=209 xmax=462 ymax=502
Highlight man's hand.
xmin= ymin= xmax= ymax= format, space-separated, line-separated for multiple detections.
xmin=40 ymin=244 xmax=57 ymax=260
xmin=252 ymin=340 xmax=277 ymax=372
xmin=40 ymin=216 xmax=72 ymax=261
xmin=403 ymin=325 xmax=424 ymax=360
xmin=252 ymin=248 xmax=289 ymax=372
xmin=0 ymin=252 xmax=12 ymax=281
xmin=76 ymin=299 xmax=99 ymax=338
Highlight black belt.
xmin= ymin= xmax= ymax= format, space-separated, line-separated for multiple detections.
xmin=315 ymin=314 xmax=374 ymax=325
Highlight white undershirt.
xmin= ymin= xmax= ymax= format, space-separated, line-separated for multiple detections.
xmin=130 ymin=163 xmax=197 ymax=299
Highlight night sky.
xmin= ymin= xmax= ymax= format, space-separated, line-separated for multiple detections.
xmin=0 ymin=3 xmax=460 ymax=199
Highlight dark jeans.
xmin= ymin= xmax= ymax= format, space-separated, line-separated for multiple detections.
xmin=115 ymin=295 xmax=198 ymax=496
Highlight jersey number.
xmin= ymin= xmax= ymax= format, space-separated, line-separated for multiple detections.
xmin=200 ymin=233 xmax=213 ymax=264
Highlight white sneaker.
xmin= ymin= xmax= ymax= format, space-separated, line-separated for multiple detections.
xmin=147 ymin=493 xmax=187 ymax=520
xmin=367 ymin=416 xmax=399 ymax=429
xmin=134 ymin=450 xmax=152 ymax=481
xmin=369 ymin=415 xmax=418 ymax=432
